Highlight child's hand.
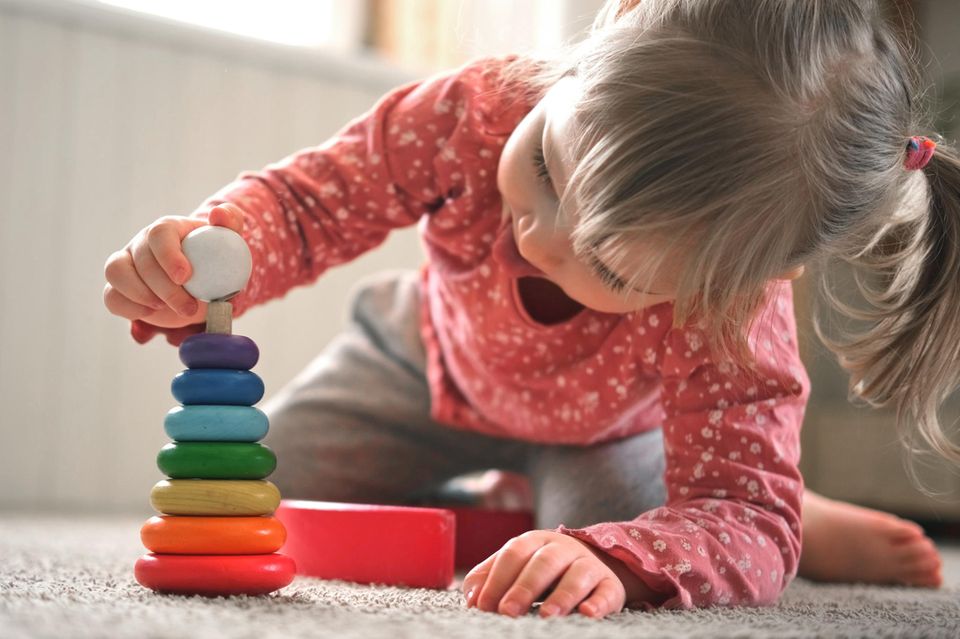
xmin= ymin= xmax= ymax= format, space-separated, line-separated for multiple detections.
xmin=462 ymin=530 xmax=628 ymax=619
xmin=103 ymin=204 xmax=245 ymax=329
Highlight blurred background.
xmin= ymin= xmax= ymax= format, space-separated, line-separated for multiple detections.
xmin=0 ymin=0 xmax=957 ymax=525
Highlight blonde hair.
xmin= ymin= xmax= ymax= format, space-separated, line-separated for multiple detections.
xmin=495 ymin=0 xmax=960 ymax=470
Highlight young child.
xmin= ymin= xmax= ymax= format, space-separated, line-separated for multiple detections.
xmin=103 ymin=0 xmax=953 ymax=618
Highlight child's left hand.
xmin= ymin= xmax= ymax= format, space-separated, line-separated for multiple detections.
xmin=462 ymin=530 xmax=627 ymax=619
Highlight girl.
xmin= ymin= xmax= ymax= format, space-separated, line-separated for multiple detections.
xmin=103 ymin=0 xmax=954 ymax=618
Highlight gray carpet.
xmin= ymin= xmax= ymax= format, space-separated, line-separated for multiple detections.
xmin=1 ymin=513 xmax=959 ymax=639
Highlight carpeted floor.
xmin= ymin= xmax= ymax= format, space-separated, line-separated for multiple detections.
xmin=1 ymin=513 xmax=959 ymax=639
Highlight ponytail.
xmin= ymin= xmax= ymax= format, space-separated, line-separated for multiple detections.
xmin=816 ymin=141 xmax=960 ymax=477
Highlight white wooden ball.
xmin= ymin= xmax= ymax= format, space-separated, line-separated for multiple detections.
xmin=181 ymin=226 xmax=252 ymax=302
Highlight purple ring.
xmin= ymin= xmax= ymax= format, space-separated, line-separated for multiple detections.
xmin=179 ymin=333 xmax=259 ymax=370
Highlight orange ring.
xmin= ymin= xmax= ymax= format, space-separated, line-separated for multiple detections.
xmin=141 ymin=515 xmax=286 ymax=554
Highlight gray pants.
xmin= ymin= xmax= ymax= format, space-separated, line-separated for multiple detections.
xmin=262 ymin=270 xmax=666 ymax=530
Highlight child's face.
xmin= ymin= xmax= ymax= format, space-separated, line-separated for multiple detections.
xmin=497 ymin=75 xmax=679 ymax=314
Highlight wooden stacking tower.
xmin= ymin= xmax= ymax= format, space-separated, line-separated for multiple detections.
xmin=134 ymin=226 xmax=295 ymax=596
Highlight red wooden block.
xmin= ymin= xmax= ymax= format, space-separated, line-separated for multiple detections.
xmin=275 ymin=499 xmax=455 ymax=589
xmin=446 ymin=506 xmax=535 ymax=570
xmin=134 ymin=553 xmax=295 ymax=596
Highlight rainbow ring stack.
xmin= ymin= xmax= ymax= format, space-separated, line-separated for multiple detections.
xmin=134 ymin=226 xmax=296 ymax=596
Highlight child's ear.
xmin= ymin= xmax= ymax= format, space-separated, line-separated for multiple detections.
xmin=777 ymin=265 xmax=806 ymax=281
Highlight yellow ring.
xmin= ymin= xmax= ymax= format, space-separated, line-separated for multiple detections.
xmin=150 ymin=479 xmax=281 ymax=516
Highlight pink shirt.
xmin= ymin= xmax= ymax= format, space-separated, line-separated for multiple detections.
xmin=132 ymin=55 xmax=809 ymax=609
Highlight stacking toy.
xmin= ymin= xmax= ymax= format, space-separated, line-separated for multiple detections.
xmin=141 ymin=515 xmax=286 ymax=554
xmin=135 ymin=554 xmax=295 ymax=596
xmin=171 ymin=369 xmax=265 ymax=406
xmin=179 ymin=225 xmax=252 ymax=302
xmin=150 ymin=479 xmax=281 ymax=515
xmin=164 ymin=406 xmax=269 ymax=442
xmin=135 ymin=225 xmax=295 ymax=597
xmin=179 ymin=333 xmax=259 ymax=370
xmin=157 ymin=442 xmax=277 ymax=479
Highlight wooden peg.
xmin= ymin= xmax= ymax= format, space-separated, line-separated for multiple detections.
xmin=205 ymin=300 xmax=233 ymax=335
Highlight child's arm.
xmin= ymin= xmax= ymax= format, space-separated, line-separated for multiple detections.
xmin=556 ymin=281 xmax=808 ymax=609
xmin=127 ymin=58 xmax=496 ymax=345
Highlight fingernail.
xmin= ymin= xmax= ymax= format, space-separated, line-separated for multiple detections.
xmin=150 ymin=300 xmax=166 ymax=310
xmin=580 ymin=602 xmax=596 ymax=617
xmin=502 ymin=601 xmax=521 ymax=617
xmin=465 ymin=589 xmax=475 ymax=607
xmin=173 ymin=267 xmax=187 ymax=284
xmin=540 ymin=603 xmax=559 ymax=617
xmin=179 ymin=301 xmax=197 ymax=316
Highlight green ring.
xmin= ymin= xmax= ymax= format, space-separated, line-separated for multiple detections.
xmin=157 ymin=442 xmax=277 ymax=479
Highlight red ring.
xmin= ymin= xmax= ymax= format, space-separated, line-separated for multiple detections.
xmin=135 ymin=553 xmax=295 ymax=596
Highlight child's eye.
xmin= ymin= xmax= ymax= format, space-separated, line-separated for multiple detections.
xmin=589 ymin=254 xmax=628 ymax=293
xmin=532 ymin=143 xmax=553 ymax=187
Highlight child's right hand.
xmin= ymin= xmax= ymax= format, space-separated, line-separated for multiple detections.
xmin=103 ymin=203 xmax=246 ymax=330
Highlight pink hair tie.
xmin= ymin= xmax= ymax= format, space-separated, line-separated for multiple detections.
xmin=904 ymin=135 xmax=936 ymax=171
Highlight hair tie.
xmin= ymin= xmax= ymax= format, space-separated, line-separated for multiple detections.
xmin=904 ymin=135 xmax=936 ymax=171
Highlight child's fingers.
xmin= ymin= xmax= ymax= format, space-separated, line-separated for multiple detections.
xmin=131 ymin=240 xmax=198 ymax=317
xmin=462 ymin=550 xmax=498 ymax=607
xmin=131 ymin=319 xmax=159 ymax=344
xmin=497 ymin=544 xmax=575 ymax=617
xmin=103 ymin=249 xmax=166 ymax=317
xmin=208 ymin=203 xmax=246 ymax=233
xmin=475 ymin=534 xmax=547 ymax=613
xmin=538 ymin=556 xmax=605 ymax=618
xmin=145 ymin=217 xmax=207 ymax=285
xmin=131 ymin=319 xmax=205 ymax=346
xmin=576 ymin=577 xmax=624 ymax=619
xmin=103 ymin=282 xmax=159 ymax=321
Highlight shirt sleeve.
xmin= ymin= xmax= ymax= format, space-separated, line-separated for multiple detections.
xmin=556 ymin=281 xmax=810 ymax=609
xmin=130 ymin=58 xmax=491 ymax=346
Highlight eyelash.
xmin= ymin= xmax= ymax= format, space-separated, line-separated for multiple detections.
xmin=589 ymin=254 xmax=629 ymax=293
xmin=532 ymin=143 xmax=552 ymax=186
xmin=534 ymin=142 xmax=632 ymax=295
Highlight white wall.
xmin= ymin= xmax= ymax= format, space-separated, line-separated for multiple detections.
xmin=450 ymin=0 xmax=606 ymax=62
xmin=0 ymin=0 xmax=424 ymax=513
